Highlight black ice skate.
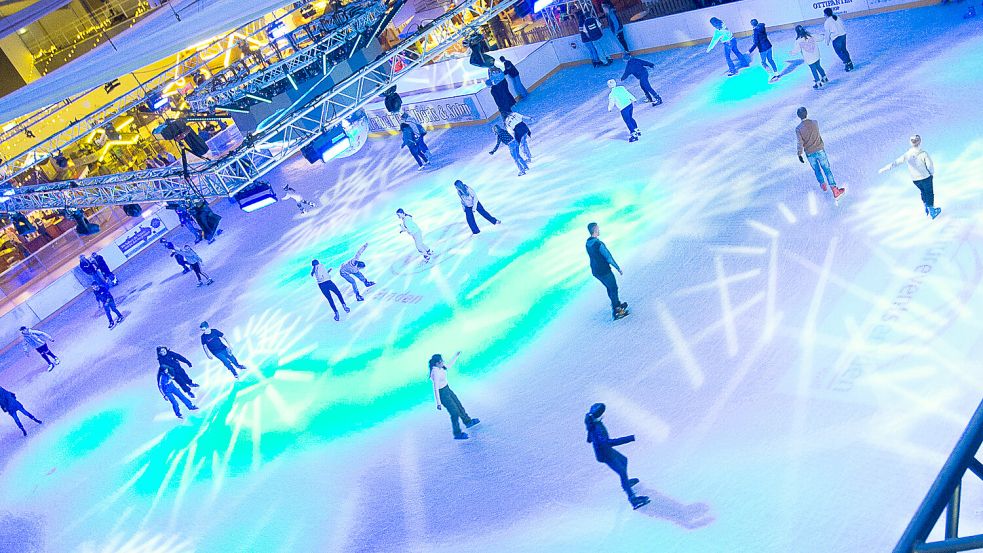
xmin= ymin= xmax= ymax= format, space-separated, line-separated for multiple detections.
xmin=613 ymin=306 xmax=630 ymax=320
xmin=631 ymin=495 xmax=651 ymax=510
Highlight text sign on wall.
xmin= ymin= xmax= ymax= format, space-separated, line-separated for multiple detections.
xmin=798 ymin=0 xmax=869 ymax=18
xmin=366 ymin=97 xmax=485 ymax=132
xmin=116 ymin=215 xmax=168 ymax=259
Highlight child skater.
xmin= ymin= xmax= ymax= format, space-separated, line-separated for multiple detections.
xmin=311 ymin=259 xmax=349 ymax=320
xmin=791 ymin=25 xmax=828 ymax=89
xmin=429 ymin=352 xmax=480 ymax=440
xmin=706 ymin=17 xmax=750 ymax=77
xmin=585 ymin=403 xmax=649 ymax=509
xmin=878 ymin=135 xmax=941 ymax=219
xmin=397 ymin=209 xmax=433 ymax=262
xmin=607 ymin=80 xmax=639 ymax=142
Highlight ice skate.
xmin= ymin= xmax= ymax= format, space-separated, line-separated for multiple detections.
xmin=197 ymin=281 xmax=204 ymax=287
xmin=366 ymin=281 xmax=376 ymax=288
xmin=726 ymin=70 xmax=737 ymax=77
xmin=343 ymin=304 xmax=350 ymax=313
xmin=619 ymin=302 xmax=628 ymax=311
xmin=189 ymin=405 xmax=199 ymax=411
xmin=518 ymin=169 xmax=526 ymax=177
xmin=454 ymin=432 xmax=469 ymax=440
xmin=116 ymin=315 xmax=124 ymax=325
xmin=206 ymin=278 xmax=215 ymax=286
xmin=108 ymin=321 xmax=116 ymax=329
xmin=47 ymin=363 xmax=54 ymax=372
xmin=613 ymin=306 xmax=630 ymax=320
xmin=631 ymin=495 xmax=651 ymax=509
xmin=356 ymin=294 xmax=365 ymax=302
xmin=822 ymin=76 xmax=829 ymax=84
xmin=54 ymin=358 xmax=60 ymax=365
xmin=925 ymin=205 xmax=930 ymax=216
xmin=628 ymin=478 xmax=639 ymax=488
xmin=931 ymin=207 xmax=942 ymax=219
xmin=769 ymin=74 xmax=781 ymax=83
xmin=465 ymin=418 xmax=481 ymax=429
xmin=832 ymin=186 xmax=846 ymax=205
xmin=819 ymin=181 xmax=828 ymax=192
xmin=333 ymin=312 xmax=340 ymax=321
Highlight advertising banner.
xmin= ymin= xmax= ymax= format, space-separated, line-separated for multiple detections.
xmin=798 ymin=0 xmax=869 ymax=19
xmin=366 ymin=96 xmax=486 ymax=133
xmin=115 ymin=215 xmax=168 ymax=259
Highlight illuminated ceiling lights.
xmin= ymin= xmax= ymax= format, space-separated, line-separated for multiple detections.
xmin=245 ymin=93 xmax=272 ymax=104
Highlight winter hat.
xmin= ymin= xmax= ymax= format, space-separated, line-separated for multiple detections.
xmin=588 ymin=403 xmax=606 ymax=419
xmin=607 ymin=79 xmax=617 ymax=88
xmin=199 ymin=322 xmax=209 ymax=329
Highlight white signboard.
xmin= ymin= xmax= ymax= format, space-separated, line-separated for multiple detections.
xmin=115 ymin=215 xmax=169 ymax=259
xmin=798 ymin=0 xmax=869 ymax=19
xmin=366 ymin=97 xmax=486 ymax=133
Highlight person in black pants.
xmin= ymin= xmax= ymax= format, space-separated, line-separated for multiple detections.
xmin=92 ymin=284 xmax=124 ymax=329
xmin=160 ymin=239 xmax=190 ymax=273
xmin=586 ymin=223 xmax=627 ymax=320
xmin=620 ymin=53 xmax=662 ymax=106
xmin=585 ymin=402 xmax=649 ymax=508
xmin=311 ymin=259 xmax=349 ymax=321
xmin=454 ymin=180 xmax=499 ymax=235
xmin=200 ymin=322 xmax=246 ymax=378
xmin=90 ymin=252 xmax=117 ymax=286
xmin=429 ymin=352 xmax=480 ymax=440
xmin=156 ymin=346 xmax=198 ymax=397
xmin=0 ymin=385 xmax=42 ymax=436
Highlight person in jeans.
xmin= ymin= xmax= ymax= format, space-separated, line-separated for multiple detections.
xmin=795 ymin=107 xmax=846 ymax=203
xmin=92 ymin=283 xmax=124 ymax=329
xmin=620 ymin=53 xmax=662 ymax=106
xmin=499 ymin=56 xmax=528 ymax=100
xmin=455 ymin=180 xmax=499 ymax=235
xmin=90 ymin=252 xmax=117 ymax=286
xmin=19 ymin=326 xmax=59 ymax=370
xmin=176 ymin=207 xmax=204 ymax=243
xmin=429 ymin=351 xmax=480 ymax=440
xmin=489 ymin=124 xmax=528 ymax=176
xmin=157 ymin=346 xmax=198 ymax=398
xmin=586 ymin=222 xmax=628 ymax=320
xmin=575 ymin=7 xmax=610 ymax=67
xmin=181 ymin=245 xmax=214 ymax=286
xmin=0 ymin=385 xmax=42 ymax=436
xmin=878 ymin=135 xmax=941 ymax=219
xmin=707 ymin=17 xmax=749 ymax=77
xmin=397 ymin=209 xmax=433 ymax=262
xmin=401 ymin=112 xmax=432 ymax=159
xmin=339 ymin=243 xmax=376 ymax=301
xmin=200 ymin=322 xmax=246 ymax=377
xmin=607 ymin=80 xmax=639 ymax=142
xmin=311 ymin=259 xmax=349 ymax=320
xmin=602 ymin=0 xmax=629 ymax=53
xmin=160 ymin=239 xmax=190 ymax=273
xmin=157 ymin=365 xmax=197 ymax=419
xmin=584 ymin=402 xmax=648 ymax=508
xmin=503 ymin=110 xmax=533 ymax=165
xmin=748 ymin=19 xmax=779 ymax=81
xmin=791 ymin=26 xmax=828 ymax=89
xmin=400 ymin=123 xmax=429 ymax=170
xmin=823 ymin=9 xmax=854 ymax=72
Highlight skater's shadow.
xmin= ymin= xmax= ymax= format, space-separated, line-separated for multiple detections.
xmin=775 ymin=59 xmax=805 ymax=79
xmin=159 ymin=272 xmax=190 ymax=286
xmin=634 ymin=487 xmax=715 ymax=530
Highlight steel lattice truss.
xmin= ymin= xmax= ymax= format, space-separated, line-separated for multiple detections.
xmin=186 ymin=1 xmax=389 ymax=112
xmin=0 ymin=0 xmax=382 ymax=192
xmin=4 ymin=0 xmax=520 ymax=212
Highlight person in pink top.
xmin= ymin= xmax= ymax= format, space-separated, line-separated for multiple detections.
xmin=429 ymin=351 xmax=480 ymax=440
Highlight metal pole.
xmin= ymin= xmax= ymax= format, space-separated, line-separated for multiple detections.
xmin=945 ymin=482 xmax=961 ymax=540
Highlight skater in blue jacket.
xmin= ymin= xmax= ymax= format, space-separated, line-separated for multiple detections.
xmin=748 ymin=19 xmax=779 ymax=81
xmin=585 ymin=403 xmax=649 ymax=508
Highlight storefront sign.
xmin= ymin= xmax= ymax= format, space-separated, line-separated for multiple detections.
xmin=798 ymin=0 xmax=868 ymax=18
xmin=366 ymin=97 xmax=485 ymax=132
xmin=116 ymin=215 xmax=168 ymax=259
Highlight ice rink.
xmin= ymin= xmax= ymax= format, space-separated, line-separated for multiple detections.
xmin=1 ymin=5 xmax=982 ymax=552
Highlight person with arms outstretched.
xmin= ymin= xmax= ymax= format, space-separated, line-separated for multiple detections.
xmin=19 ymin=326 xmax=59 ymax=371
xmin=585 ymin=402 xmax=649 ymax=509
xmin=878 ymin=134 xmax=940 ymax=219
xmin=339 ymin=243 xmax=376 ymax=301
xmin=157 ymin=365 xmax=197 ymax=419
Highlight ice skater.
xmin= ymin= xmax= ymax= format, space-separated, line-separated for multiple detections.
xmin=0 ymin=385 xmax=42 ymax=436
xmin=79 ymin=254 xmax=108 ymax=288
xmin=878 ymin=135 xmax=941 ymax=219
xmin=575 ymin=6 xmax=610 ymax=67
xmin=487 ymin=68 xmax=516 ymax=117
xmin=823 ymin=9 xmax=854 ymax=72
xmin=339 ymin=243 xmax=376 ymax=302
xmin=503 ymin=110 xmax=533 ymax=166
xmin=92 ymin=283 xmax=124 ymax=329
xmin=584 ymin=403 xmax=649 ymax=509
xmin=200 ymin=321 xmax=246 ymax=377
xmin=429 ymin=352 xmax=480 ymax=440
xmin=796 ymin=107 xmax=846 ymax=204
xmin=400 ymin=122 xmax=429 ymax=170
xmin=748 ymin=19 xmax=779 ymax=81
xmin=160 ymin=239 xmax=190 ymax=273
xmin=791 ymin=25 xmax=828 ymax=89
xmin=499 ymin=56 xmax=528 ymax=100
xmin=397 ymin=209 xmax=433 ymax=262
xmin=707 ymin=17 xmax=750 ymax=77
xmin=156 ymin=346 xmax=198 ymax=397
xmin=455 ymin=180 xmax=499 ymax=235
xmin=90 ymin=252 xmax=117 ymax=286
xmin=157 ymin=365 xmax=197 ymax=419
xmin=620 ymin=53 xmax=662 ymax=106
xmin=489 ymin=124 xmax=528 ymax=176
xmin=401 ymin=112 xmax=432 ymax=159
xmin=607 ymin=80 xmax=639 ymax=142
xmin=19 ymin=326 xmax=59 ymax=370
xmin=602 ymin=0 xmax=629 ymax=53
xmin=181 ymin=245 xmax=214 ymax=287
xmin=586 ymin=223 xmax=628 ymax=320
xmin=282 ymin=184 xmax=317 ymax=213
xmin=311 ymin=259 xmax=349 ymax=320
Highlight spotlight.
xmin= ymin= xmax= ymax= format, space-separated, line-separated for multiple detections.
xmin=300 ymin=124 xmax=351 ymax=164
xmin=233 ymin=181 xmax=278 ymax=212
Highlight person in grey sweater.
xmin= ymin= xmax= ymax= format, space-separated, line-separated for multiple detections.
xmin=19 ymin=326 xmax=59 ymax=370
xmin=339 ymin=243 xmax=376 ymax=301
xmin=182 ymin=245 xmax=214 ymax=286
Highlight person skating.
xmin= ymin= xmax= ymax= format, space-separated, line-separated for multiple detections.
xmin=160 ymin=239 xmax=190 ymax=273
xmin=311 ymin=259 xmax=349 ymax=320
xmin=795 ymin=107 xmax=845 ymax=204
xmin=791 ymin=25 xmax=828 ymax=89
xmin=429 ymin=352 xmax=480 ymax=440
xmin=181 ymin=245 xmax=214 ymax=287
xmin=584 ymin=403 xmax=649 ymax=509
xmin=586 ymin=223 xmax=628 ymax=320
xmin=489 ymin=124 xmax=528 ymax=176
xmin=878 ymin=135 xmax=941 ymax=219
xmin=707 ymin=17 xmax=750 ymax=77
xmin=401 ymin=112 xmax=432 ymax=159
xmin=282 ymin=184 xmax=317 ymax=213
xmin=339 ymin=243 xmax=376 ymax=302
xmin=157 ymin=346 xmax=198 ymax=397
xmin=575 ymin=7 xmax=610 ymax=67
xmin=601 ymin=0 xmax=629 ymax=53
xmin=90 ymin=252 xmax=118 ymax=286
xmin=79 ymin=254 xmax=108 ymax=288
xmin=748 ymin=19 xmax=779 ymax=82
xmin=157 ymin=365 xmax=197 ymax=419
xmin=503 ymin=110 xmax=533 ymax=167
xmin=397 ymin=209 xmax=433 ymax=262
xmin=499 ymin=56 xmax=528 ymax=100
xmin=455 ymin=180 xmax=499 ymax=235
xmin=0 ymin=385 xmax=42 ymax=436
xmin=200 ymin=321 xmax=246 ymax=378
xmin=400 ymin=122 xmax=429 ymax=171
xmin=92 ymin=284 xmax=124 ymax=329
xmin=607 ymin=80 xmax=639 ymax=142
xmin=620 ymin=53 xmax=662 ymax=106
xmin=487 ymin=68 xmax=516 ymax=117
xmin=19 ymin=326 xmax=59 ymax=370
xmin=823 ymin=9 xmax=854 ymax=72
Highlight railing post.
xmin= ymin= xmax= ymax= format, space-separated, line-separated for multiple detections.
xmin=945 ymin=482 xmax=961 ymax=539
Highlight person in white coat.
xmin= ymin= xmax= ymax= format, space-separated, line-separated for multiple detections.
xmin=607 ymin=79 xmax=639 ymax=142
xmin=397 ymin=209 xmax=433 ymax=262
xmin=706 ymin=17 xmax=750 ymax=77
xmin=878 ymin=135 xmax=941 ymax=219
xmin=823 ymin=9 xmax=854 ymax=72
xmin=791 ymin=25 xmax=828 ymax=89
xmin=429 ymin=351 xmax=480 ymax=440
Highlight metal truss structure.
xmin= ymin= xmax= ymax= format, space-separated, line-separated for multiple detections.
xmin=3 ymin=0 xmax=521 ymax=212
xmin=0 ymin=0 xmax=380 ymax=191
xmin=894 ymin=398 xmax=983 ymax=553
xmin=186 ymin=1 xmax=390 ymax=112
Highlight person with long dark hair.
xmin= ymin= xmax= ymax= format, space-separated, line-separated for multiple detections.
xmin=454 ymin=180 xmax=499 ymax=235
xmin=156 ymin=346 xmax=198 ymax=398
xmin=585 ymin=402 xmax=649 ymax=509
xmin=0 ymin=385 xmax=42 ymax=436
xmin=823 ymin=8 xmax=854 ymax=72
xmin=311 ymin=259 xmax=349 ymax=321
xmin=429 ymin=352 xmax=480 ymax=440
xmin=748 ymin=19 xmax=779 ymax=82
xmin=791 ymin=25 xmax=828 ymax=89
xmin=397 ymin=209 xmax=433 ymax=262
xmin=878 ymin=135 xmax=941 ymax=219
xmin=181 ymin=245 xmax=214 ymax=287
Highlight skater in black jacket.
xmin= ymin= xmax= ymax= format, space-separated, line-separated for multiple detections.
xmin=156 ymin=347 xmax=198 ymax=397
xmin=585 ymin=403 xmax=649 ymax=508
xmin=620 ymin=53 xmax=662 ymax=106
xmin=748 ymin=19 xmax=779 ymax=81
xmin=0 ymin=385 xmax=42 ymax=436
xmin=92 ymin=284 xmax=124 ymax=328
xmin=586 ymin=223 xmax=627 ymax=320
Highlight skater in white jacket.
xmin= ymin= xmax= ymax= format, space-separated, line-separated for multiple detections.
xmin=791 ymin=26 xmax=828 ymax=89
xmin=878 ymin=135 xmax=941 ymax=219
xmin=607 ymin=80 xmax=639 ymax=142
xmin=397 ymin=209 xmax=433 ymax=262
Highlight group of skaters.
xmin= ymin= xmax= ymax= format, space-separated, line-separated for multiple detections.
xmin=79 ymin=252 xmax=126 ymax=329
xmin=155 ymin=322 xmax=247 ymax=418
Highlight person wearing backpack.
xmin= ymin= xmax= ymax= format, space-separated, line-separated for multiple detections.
xmin=575 ymin=7 xmax=610 ymax=67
